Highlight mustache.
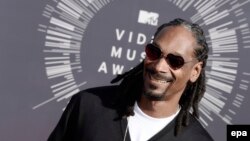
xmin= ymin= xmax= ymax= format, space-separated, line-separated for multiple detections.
xmin=145 ymin=68 xmax=174 ymax=82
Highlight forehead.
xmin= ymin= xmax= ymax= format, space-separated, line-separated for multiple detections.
xmin=155 ymin=26 xmax=197 ymax=57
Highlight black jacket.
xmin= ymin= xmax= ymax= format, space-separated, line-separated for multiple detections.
xmin=48 ymin=85 xmax=214 ymax=141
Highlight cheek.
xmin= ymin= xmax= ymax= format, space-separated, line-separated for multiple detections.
xmin=173 ymin=71 xmax=191 ymax=87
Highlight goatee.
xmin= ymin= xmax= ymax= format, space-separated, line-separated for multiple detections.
xmin=143 ymin=90 xmax=165 ymax=101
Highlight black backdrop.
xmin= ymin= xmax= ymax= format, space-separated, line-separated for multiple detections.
xmin=1 ymin=0 xmax=250 ymax=141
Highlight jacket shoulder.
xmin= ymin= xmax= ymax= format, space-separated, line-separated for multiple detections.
xmin=71 ymin=85 xmax=119 ymax=108
xmin=180 ymin=115 xmax=214 ymax=141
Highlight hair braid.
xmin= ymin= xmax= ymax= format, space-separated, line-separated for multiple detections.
xmin=111 ymin=62 xmax=144 ymax=118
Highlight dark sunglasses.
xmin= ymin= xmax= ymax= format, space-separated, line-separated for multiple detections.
xmin=145 ymin=43 xmax=196 ymax=70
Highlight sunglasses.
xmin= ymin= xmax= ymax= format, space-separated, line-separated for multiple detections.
xmin=145 ymin=43 xmax=196 ymax=70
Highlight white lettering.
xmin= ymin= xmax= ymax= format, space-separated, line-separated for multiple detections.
xmin=111 ymin=46 xmax=122 ymax=58
xmin=126 ymin=49 xmax=136 ymax=61
xmin=128 ymin=31 xmax=133 ymax=43
xmin=236 ymin=131 xmax=242 ymax=138
xmin=112 ymin=64 xmax=124 ymax=75
xmin=242 ymin=131 xmax=247 ymax=137
xmin=231 ymin=131 xmax=236 ymax=137
xmin=98 ymin=62 xmax=107 ymax=74
xmin=115 ymin=28 xmax=149 ymax=45
xmin=231 ymin=131 xmax=248 ymax=138
xmin=137 ymin=33 xmax=146 ymax=45
xmin=116 ymin=28 xmax=125 ymax=41
xmin=140 ymin=52 xmax=146 ymax=62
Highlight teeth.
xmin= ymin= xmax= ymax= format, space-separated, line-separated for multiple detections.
xmin=149 ymin=73 xmax=171 ymax=84
xmin=156 ymin=80 xmax=167 ymax=83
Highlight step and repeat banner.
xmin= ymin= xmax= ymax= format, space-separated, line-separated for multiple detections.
xmin=1 ymin=0 xmax=250 ymax=141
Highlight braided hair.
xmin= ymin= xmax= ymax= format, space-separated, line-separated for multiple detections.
xmin=111 ymin=18 xmax=209 ymax=136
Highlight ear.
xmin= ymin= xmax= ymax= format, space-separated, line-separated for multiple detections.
xmin=189 ymin=62 xmax=203 ymax=83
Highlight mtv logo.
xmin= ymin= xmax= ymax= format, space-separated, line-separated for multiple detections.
xmin=138 ymin=10 xmax=159 ymax=26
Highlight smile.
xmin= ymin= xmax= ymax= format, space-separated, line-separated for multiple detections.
xmin=148 ymin=73 xmax=173 ymax=84
xmin=155 ymin=79 xmax=168 ymax=84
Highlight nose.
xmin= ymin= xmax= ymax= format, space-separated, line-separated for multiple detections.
xmin=153 ymin=57 xmax=171 ymax=73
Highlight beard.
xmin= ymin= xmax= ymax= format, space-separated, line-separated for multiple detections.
xmin=143 ymin=67 xmax=174 ymax=101
xmin=143 ymin=89 xmax=165 ymax=101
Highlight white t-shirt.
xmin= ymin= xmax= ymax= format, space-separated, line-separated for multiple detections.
xmin=128 ymin=102 xmax=180 ymax=141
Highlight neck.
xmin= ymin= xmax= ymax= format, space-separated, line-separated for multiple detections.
xmin=138 ymin=95 xmax=180 ymax=118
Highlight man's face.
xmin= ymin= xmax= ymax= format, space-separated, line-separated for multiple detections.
xmin=143 ymin=26 xmax=202 ymax=100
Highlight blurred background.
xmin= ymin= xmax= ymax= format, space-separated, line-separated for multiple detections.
xmin=1 ymin=0 xmax=250 ymax=140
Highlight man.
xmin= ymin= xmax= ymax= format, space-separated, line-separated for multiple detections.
xmin=48 ymin=18 xmax=214 ymax=141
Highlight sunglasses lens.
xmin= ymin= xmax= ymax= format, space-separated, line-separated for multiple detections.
xmin=145 ymin=44 xmax=161 ymax=60
xmin=145 ymin=44 xmax=185 ymax=70
xmin=167 ymin=54 xmax=185 ymax=69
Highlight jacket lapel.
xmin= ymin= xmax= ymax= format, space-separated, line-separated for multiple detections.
xmin=120 ymin=116 xmax=131 ymax=141
xmin=149 ymin=117 xmax=177 ymax=141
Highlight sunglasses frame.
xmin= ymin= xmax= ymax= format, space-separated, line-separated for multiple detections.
xmin=145 ymin=43 xmax=197 ymax=70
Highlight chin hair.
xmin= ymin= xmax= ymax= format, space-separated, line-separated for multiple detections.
xmin=143 ymin=91 xmax=165 ymax=101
